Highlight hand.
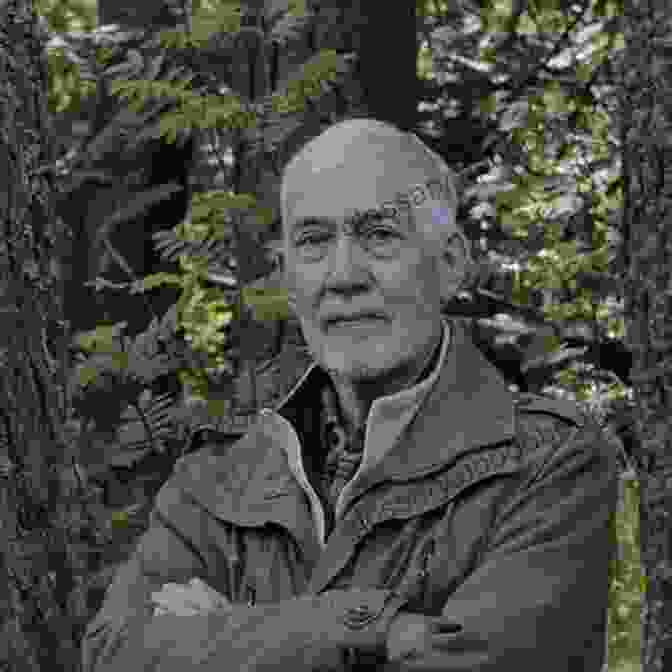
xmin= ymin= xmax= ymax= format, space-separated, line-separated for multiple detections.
xmin=386 ymin=612 xmax=432 ymax=662
xmin=151 ymin=577 xmax=232 ymax=617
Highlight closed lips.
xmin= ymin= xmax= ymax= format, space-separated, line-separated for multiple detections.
xmin=323 ymin=313 xmax=387 ymax=327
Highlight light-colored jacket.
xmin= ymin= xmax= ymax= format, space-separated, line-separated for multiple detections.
xmin=82 ymin=319 xmax=618 ymax=671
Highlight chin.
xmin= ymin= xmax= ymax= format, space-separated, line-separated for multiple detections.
xmin=324 ymin=361 xmax=387 ymax=382
xmin=317 ymin=347 xmax=402 ymax=383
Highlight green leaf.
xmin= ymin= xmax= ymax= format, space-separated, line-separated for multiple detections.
xmin=594 ymin=0 xmax=622 ymax=18
xmin=190 ymin=5 xmax=241 ymax=42
xmin=158 ymin=115 xmax=182 ymax=143
xmin=134 ymin=272 xmax=184 ymax=293
xmin=542 ymin=81 xmax=566 ymax=113
xmin=495 ymin=187 xmax=527 ymax=209
xmin=206 ymin=398 xmax=229 ymax=418
xmin=76 ymin=365 xmax=99 ymax=388
xmin=193 ymin=190 xmax=257 ymax=213
xmin=271 ymin=49 xmax=341 ymax=115
xmin=158 ymin=28 xmax=188 ymax=49
xmin=242 ymin=287 xmax=290 ymax=321
xmin=534 ymin=0 xmax=559 ymax=9
xmin=75 ymin=323 xmax=128 ymax=352
xmin=479 ymin=94 xmax=498 ymax=116
xmin=110 ymin=352 xmax=130 ymax=371
xmin=253 ymin=206 xmax=275 ymax=227
xmin=110 ymin=510 xmax=129 ymax=529
xmin=499 ymin=211 xmax=519 ymax=231
xmin=282 ymin=0 xmax=308 ymax=17
xmin=417 ymin=43 xmax=434 ymax=80
xmin=516 ymin=12 xmax=537 ymax=34
xmin=611 ymin=32 xmax=625 ymax=51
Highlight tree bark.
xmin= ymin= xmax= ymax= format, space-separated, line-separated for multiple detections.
xmin=621 ymin=2 xmax=672 ymax=670
xmin=0 ymin=1 xmax=80 ymax=670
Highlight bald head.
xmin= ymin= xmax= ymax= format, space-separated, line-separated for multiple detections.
xmin=281 ymin=119 xmax=470 ymax=386
xmin=281 ymin=118 xmax=463 ymax=256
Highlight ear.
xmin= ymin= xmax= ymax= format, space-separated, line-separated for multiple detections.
xmin=438 ymin=231 xmax=471 ymax=301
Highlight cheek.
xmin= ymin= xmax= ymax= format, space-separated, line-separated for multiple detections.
xmin=382 ymin=256 xmax=441 ymax=308
xmin=285 ymin=263 xmax=322 ymax=311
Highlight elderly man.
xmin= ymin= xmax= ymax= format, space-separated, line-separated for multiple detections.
xmin=82 ymin=119 xmax=618 ymax=672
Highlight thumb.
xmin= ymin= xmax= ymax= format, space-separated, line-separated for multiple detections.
xmin=188 ymin=578 xmax=232 ymax=609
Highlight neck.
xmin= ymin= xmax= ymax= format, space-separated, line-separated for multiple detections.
xmin=329 ymin=323 xmax=443 ymax=435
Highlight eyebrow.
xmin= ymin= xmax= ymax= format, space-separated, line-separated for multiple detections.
xmin=291 ymin=208 xmax=398 ymax=231
xmin=291 ymin=216 xmax=335 ymax=232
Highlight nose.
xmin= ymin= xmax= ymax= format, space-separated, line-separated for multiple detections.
xmin=323 ymin=231 xmax=372 ymax=294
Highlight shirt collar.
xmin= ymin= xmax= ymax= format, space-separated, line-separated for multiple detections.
xmin=274 ymin=318 xmax=451 ymax=427
xmin=274 ymin=320 xmax=452 ymax=515
xmin=336 ymin=319 xmax=451 ymax=516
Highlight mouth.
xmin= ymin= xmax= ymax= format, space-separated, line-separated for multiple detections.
xmin=322 ymin=313 xmax=389 ymax=330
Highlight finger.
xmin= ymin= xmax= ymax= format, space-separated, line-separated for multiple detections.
xmin=188 ymin=578 xmax=231 ymax=608
xmin=186 ymin=578 xmax=215 ymax=601
xmin=154 ymin=583 xmax=203 ymax=601
xmin=169 ymin=607 xmax=202 ymax=616
xmin=152 ymin=597 xmax=204 ymax=613
xmin=151 ymin=581 xmax=231 ymax=613
xmin=150 ymin=585 xmax=192 ymax=604
xmin=153 ymin=604 xmax=201 ymax=617
xmin=151 ymin=588 xmax=206 ymax=612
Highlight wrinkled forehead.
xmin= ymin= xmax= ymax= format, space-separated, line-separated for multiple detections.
xmin=282 ymin=127 xmax=446 ymax=226
xmin=288 ymin=168 xmax=442 ymax=226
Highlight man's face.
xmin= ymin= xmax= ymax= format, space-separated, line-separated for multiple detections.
xmin=283 ymin=162 xmax=445 ymax=385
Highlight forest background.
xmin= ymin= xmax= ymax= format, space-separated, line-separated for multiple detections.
xmin=0 ymin=0 xmax=661 ymax=670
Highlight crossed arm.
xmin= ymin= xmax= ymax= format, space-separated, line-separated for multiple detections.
xmin=83 ymin=420 xmax=618 ymax=672
xmin=150 ymin=577 xmax=428 ymax=663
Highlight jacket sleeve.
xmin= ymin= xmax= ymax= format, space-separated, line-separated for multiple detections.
xmin=82 ymin=477 xmax=407 ymax=672
xmin=81 ymin=483 xmax=208 ymax=672
xmin=383 ymin=414 xmax=619 ymax=672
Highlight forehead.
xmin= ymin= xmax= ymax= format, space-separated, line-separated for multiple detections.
xmin=285 ymin=162 xmax=433 ymax=227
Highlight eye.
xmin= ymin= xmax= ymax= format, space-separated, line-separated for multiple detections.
xmin=295 ymin=231 xmax=332 ymax=246
xmin=365 ymin=227 xmax=399 ymax=241
xmin=361 ymin=224 xmax=404 ymax=249
xmin=292 ymin=230 xmax=333 ymax=261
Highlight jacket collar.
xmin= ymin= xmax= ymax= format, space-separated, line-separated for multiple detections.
xmin=171 ymin=318 xmax=516 ymax=565
xmin=268 ymin=319 xmax=515 ymax=493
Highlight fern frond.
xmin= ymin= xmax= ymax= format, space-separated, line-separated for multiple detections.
xmin=126 ymin=307 xmax=186 ymax=383
xmin=247 ymin=51 xmax=354 ymax=158
xmin=152 ymin=228 xmax=233 ymax=269
xmin=152 ymin=229 xmax=193 ymax=262
xmin=270 ymin=49 xmax=342 ymax=115
xmin=115 ymin=390 xmax=180 ymax=461
xmin=158 ymin=1 xmax=242 ymax=49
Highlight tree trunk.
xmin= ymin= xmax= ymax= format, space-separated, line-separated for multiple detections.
xmin=621 ymin=2 xmax=672 ymax=670
xmin=0 ymin=1 xmax=81 ymax=670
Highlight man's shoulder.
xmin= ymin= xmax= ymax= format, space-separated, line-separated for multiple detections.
xmin=170 ymin=418 xmax=270 ymax=494
xmin=511 ymin=392 xmax=591 ymax=462
xmin=513 ymin=392 xmax=587 ymax=427
xmin=153 ymin=419 xmax=272 ymax=523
